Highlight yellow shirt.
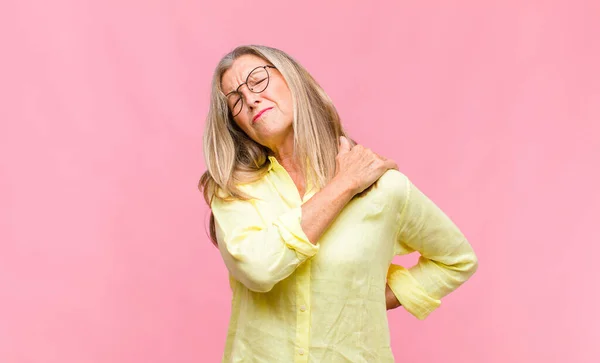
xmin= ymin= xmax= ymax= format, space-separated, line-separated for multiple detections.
xmin=212 ymin=156 xmax=478 ymax=362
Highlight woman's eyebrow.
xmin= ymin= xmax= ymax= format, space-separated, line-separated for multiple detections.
xmin=224 ymin=80 xmax=243 ymax=96
xmin=224 ymin=81 xmax=241 ymax=96
xmin=225 ymin=67 xmax=258 ymax=95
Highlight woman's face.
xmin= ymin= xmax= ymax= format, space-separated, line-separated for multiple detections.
xmin=221 ymin=54 xmax=294 ymax=151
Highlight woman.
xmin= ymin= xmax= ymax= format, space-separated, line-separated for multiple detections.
xmin=199 ymin=45 xmax=478 ymax=362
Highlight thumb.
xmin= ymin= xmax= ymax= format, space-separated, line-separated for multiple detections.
xmin=338 ymin=136 xmax=351 ymax=155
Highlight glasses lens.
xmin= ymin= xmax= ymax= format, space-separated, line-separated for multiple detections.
xmin=247 ymin=67 xmax=269 ymax=93
xmin=227 ymin=93 xmax=243 ymax=116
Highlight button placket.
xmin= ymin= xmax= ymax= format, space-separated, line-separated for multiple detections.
xmin=294 ymin=261 xmax=311 ymax=362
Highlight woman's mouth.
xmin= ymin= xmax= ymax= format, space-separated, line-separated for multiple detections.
xmin=253 ymin=107 xmax=273 ymax=122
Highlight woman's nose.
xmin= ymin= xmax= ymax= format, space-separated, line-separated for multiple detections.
xmin=240 ymin=88 xmax=261 ymax=110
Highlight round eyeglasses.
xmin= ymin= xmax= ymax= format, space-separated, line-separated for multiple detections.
xmin=225 ymin=65 xmax=276 ymax=117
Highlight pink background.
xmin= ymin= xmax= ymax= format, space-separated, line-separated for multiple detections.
xmin=1 ymin=1 xmax=599 ymax=362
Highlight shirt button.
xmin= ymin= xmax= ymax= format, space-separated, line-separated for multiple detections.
xmin=300 ymin=305 xmax=307 ymax=312
xmin=298 ymin=348 xmax=305 ymax=355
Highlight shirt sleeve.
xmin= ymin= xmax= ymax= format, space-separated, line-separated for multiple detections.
xmin=212 ymin=195 xmax=319 ymax=293
xmin=386 ymin=175 xmax=479 ymax=320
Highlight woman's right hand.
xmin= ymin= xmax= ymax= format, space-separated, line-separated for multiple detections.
xmin=334 ymin=136 xmax=398 ymax=196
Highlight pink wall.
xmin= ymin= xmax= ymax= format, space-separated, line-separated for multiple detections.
xmin=1 ymin=0 xmax=599 ymax=362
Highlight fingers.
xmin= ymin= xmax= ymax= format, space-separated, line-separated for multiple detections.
xmin=374 ymin=152 xmax=398 ymax=170
xmin=338 ymin=136 xmax=352 ymax=155
xmin=385 ymin=158 xmax=399 ymax=171
xmin=338 ymin=138 xmax=397 ymax=172
xmin=366 ymin=148 xmax=398 ymax=172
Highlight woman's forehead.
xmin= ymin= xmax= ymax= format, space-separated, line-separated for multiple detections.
xmin=221 ymin=54 xmax=267 ymax=93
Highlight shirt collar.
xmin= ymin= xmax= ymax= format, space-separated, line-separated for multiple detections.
xmin=267 ymin=155 xmax=318 ymax=197
xmin=267 ymin=155 xmax=278 ymax=171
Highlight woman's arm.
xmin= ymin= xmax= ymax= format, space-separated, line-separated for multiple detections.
xmin=301 ymin=137 xmax=398 ymax=244
xmin=386 ymin=174 xmax=478 ymax=319
xmin=214 ymin=137 xmax=398 ymax=293
xmin=213 ymin=179 xmax=354 ymax=293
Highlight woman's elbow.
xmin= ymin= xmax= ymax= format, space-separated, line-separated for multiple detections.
xmin=243 ymin=277 xmax=276 ymax=293
xmin=448 ymin=249 xmax=479 ymax=279
xmin=459 ymin=251 xmax=479 ymax=279
xmin=235 ymin=266 xmax=279 ymax=293
xmin=466 ymin=254 xmax=478 ymax=277
xmin=221 ymin=242 xmax=282 ymax=293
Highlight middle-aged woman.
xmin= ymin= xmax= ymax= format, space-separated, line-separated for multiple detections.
xmin=199 ymin=45 xmax=479 ymax=362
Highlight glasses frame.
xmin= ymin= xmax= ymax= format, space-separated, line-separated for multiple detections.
xmin=225 ymin=65 xmax=277 ymax=117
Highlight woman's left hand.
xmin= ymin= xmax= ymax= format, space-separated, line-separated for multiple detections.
xmin=385 ymin=284 xmax=401 ymax=310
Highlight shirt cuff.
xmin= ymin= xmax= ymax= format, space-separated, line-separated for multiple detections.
xmin=387 ymin=264 xmax=441 ymax=320
xmin=272 ymin=207 xmax=319 ymax=259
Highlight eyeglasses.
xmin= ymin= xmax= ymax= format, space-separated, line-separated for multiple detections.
xmin=225 ymin=65 xmax=276 ymax=117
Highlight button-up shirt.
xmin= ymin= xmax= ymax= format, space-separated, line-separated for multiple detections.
xmin=212 ymin=156 xmax=478 ymax=362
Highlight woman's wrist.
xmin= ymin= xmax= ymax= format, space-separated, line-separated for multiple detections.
xmin=330 ymin=175 xmax=357 ymax=200
xmin=385 ymin=283 xmax=401 ymax=310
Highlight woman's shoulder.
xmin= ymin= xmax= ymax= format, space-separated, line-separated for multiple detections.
xmin=378 ymin=169 xmax=410 ymax=188
xmin=211 ymin=173 xmax=271 ymax=206
xmin=375 ymin=169 xmax=412 ymax=200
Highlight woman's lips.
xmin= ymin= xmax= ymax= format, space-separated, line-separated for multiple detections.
xmin=253 ymin=107 xmax=273 ymax=122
